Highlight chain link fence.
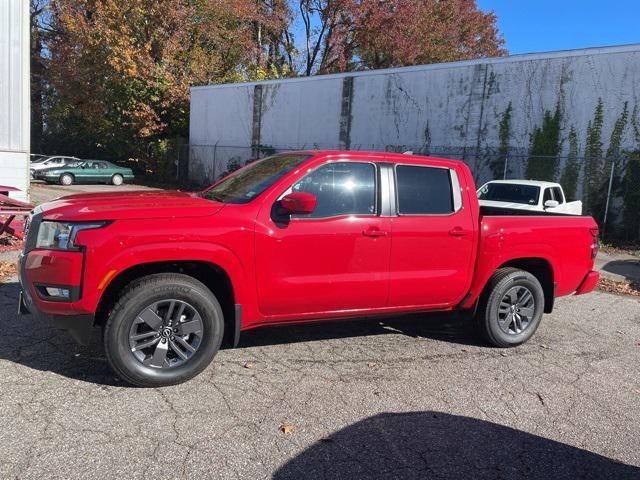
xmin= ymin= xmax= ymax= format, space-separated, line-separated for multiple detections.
xmin=179 ymin=143 xmax=635 ymax=238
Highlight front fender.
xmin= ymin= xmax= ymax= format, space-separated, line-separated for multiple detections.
xmin=81 ymin=241 xmax=250 ymax=315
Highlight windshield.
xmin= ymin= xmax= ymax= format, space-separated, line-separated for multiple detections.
xmin=478 ymin=183 xmax=540 ymax=205
xmin=202 ymin=153 xmax=311 ymax=204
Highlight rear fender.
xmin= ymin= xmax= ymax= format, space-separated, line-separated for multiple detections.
xmin=462 ymin=244 xmax=558 ymax=310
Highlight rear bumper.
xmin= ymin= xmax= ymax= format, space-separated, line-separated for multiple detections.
xmin=575 ymin=271 xmax=600 ymax=295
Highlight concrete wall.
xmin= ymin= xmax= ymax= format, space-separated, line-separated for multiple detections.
xmin=0 ymin=0 xmax=30 ymax=201
xmin=190 ymin=44 xmax=640 ymax=186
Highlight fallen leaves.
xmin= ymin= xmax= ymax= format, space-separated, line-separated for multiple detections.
xmin=280 ymin=422 xmax=294 ymax=435
xmin=0 ymin=261 xmax=17 ymax=282
xmin=597 ymin=278 xmax=640 ymax=297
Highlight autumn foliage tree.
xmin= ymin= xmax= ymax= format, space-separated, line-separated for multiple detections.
xmin=34 ymin=0 xmax=505 ymax=176
xmin=353 ymin=0 xmax=505 ymax=69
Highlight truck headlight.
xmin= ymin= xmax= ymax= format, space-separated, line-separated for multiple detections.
xmin=35 ymin=221 xmax=108 ymax=250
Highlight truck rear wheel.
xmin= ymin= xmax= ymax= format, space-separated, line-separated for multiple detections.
xmin=477 ymin=268 xmax=544 ymax=347
xmin=103 ymin=273 xmax=224 ymax=387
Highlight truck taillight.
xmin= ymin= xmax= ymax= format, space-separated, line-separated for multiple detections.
xmin=589 ymin=228 xmax=600 ymax=259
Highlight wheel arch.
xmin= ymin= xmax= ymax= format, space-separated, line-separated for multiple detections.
xmin=95 ymin=260 xmax=240 ymax=347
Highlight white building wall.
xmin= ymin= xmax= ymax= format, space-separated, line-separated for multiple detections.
xmin=0 ymin=0 xmax=29 ymax=201
xmin=190 ymin=44 xmax=640 ymax=186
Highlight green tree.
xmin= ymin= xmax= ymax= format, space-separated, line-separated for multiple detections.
xmin=559 ymin=126 xmax=580 ymax=201
xmin=525 ymin=103 xmax=562 ymax=181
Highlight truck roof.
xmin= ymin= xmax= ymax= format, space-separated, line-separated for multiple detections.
xmin=283 ymin=149 xmax=465 ymax=167
xmin=484 ymin=179 xmax=561 ymax=188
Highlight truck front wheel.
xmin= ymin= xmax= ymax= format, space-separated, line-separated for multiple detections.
xmin=477 ymin=268 xmax=544 ymax=347
xmin=104 ymin=273 xmax=224 ymax=387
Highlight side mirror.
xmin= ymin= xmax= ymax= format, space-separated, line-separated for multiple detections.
xmin=281 ymin=192 xmax=316 ymax=215
xmin=544 ymin=200 xmax=559 ymax=209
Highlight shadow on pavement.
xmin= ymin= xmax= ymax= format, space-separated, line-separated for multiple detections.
xmin=1 ymin=280 xmax=482 ymax=385
xmin=273 ymin=412 xmax=640 ymax=480
xmin=0 ymin=282 xmax=117 ymax=385
xmin=239 ymin=310 xmax=483 ymax=349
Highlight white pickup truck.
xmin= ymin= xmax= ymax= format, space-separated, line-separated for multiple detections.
xmin=477 ymin=180 xmax=583 ymax=215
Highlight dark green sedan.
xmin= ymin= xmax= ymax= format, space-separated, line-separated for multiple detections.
xmin=40 ymin=160 xmax=135 ymax=186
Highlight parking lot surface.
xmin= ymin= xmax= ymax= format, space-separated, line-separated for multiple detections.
xmin=0 ymin=274 xmax=638 ymax=479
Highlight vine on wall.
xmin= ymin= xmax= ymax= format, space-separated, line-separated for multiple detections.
xmin=525 ymin=102 xmax=562 ymax=181
xmin=489 ymin=102 xmax=512 ymax=179
xmin=559 ymin=126 xmax=580 ymax=201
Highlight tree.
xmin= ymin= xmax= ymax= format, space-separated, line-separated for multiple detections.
xmin=293 ymin=0 xmax=506 ymax=75
xmin=353 ymin=0 xmax=506 ymax=70
xmin=34 ymin=0 xmax=507 ymax=175
xmin=44 ymin=0 xmax=264 ymax=167
xmin=296 ymin=0 xmax=356 ymax=75
xmin=525 ymin=103 xmax=562 ymax=181
xmin=559 ymin=127 xmax=580 ymax=201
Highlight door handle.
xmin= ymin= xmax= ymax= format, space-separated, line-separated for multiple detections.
xmin=362 ymin=227 xmax=387 ymax=237
xmin=449 ymin=227 xmax=471 ymax=237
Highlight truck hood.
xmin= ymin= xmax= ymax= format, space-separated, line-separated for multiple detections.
xmin=39 ymin=190 xmax=223 ymax=222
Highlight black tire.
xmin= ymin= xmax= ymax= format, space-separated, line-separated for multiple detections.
xmin=111 ymin=174 xmax=124 ymax=186
xmin=60 ymin=173 xmax=74 ymax=186
xmin=104 ymin=273 xmax=224 ymax=387
xmin=476 ymin=268 xmax=544 ymax=347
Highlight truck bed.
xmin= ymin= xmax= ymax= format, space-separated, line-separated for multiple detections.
xmin=479 ymin=205 xmax=588 ymax=217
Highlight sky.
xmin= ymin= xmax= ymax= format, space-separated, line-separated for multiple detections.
xmin=477 ymin=0 xmax=640 ymax=54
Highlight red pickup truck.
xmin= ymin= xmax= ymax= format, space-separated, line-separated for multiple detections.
xmin=19 ymin=151 xmax=600 ymax=387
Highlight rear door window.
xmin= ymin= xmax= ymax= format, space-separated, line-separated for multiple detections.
xmin=395 ymin=165 xmax=454 ymax=215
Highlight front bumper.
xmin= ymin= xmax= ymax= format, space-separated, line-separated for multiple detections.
xmin=575 ymin=270 xmax=600 ymax=295
xmin=18 ymin=214 xmax=96 ymax=345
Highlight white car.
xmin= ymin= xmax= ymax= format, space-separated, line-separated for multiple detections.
xmin=477 ymin=180 xmax=583 ymax=215
xmin=30 ymin=156 xmax=80 ymax=178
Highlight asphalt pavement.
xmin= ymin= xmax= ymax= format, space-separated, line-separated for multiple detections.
xmin=0 ymin=275 xmax=638 ymax=479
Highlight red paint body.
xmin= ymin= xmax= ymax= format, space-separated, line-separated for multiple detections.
xmin=21 ymin=151 xmax=599 ymax=333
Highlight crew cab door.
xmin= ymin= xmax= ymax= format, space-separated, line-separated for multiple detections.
xmin=388 ymin=164 xmax=475 ymax=307
xmin=254 ymin=160 xmax=391 ymax=317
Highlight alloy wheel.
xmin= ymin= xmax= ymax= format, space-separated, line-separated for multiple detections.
xmin=497 ymin=286 xmax=536 ymax=335
xmin=128 ymin=299 xmax=204 ymax=369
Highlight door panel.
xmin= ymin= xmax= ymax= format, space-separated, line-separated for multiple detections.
xmin=255 ymin=215 xmax=391 ymax=315
xmin=255 ymin=161 xmax=391 ymax=317
xmin=389 ymin=165 xmax=474 ymax=307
